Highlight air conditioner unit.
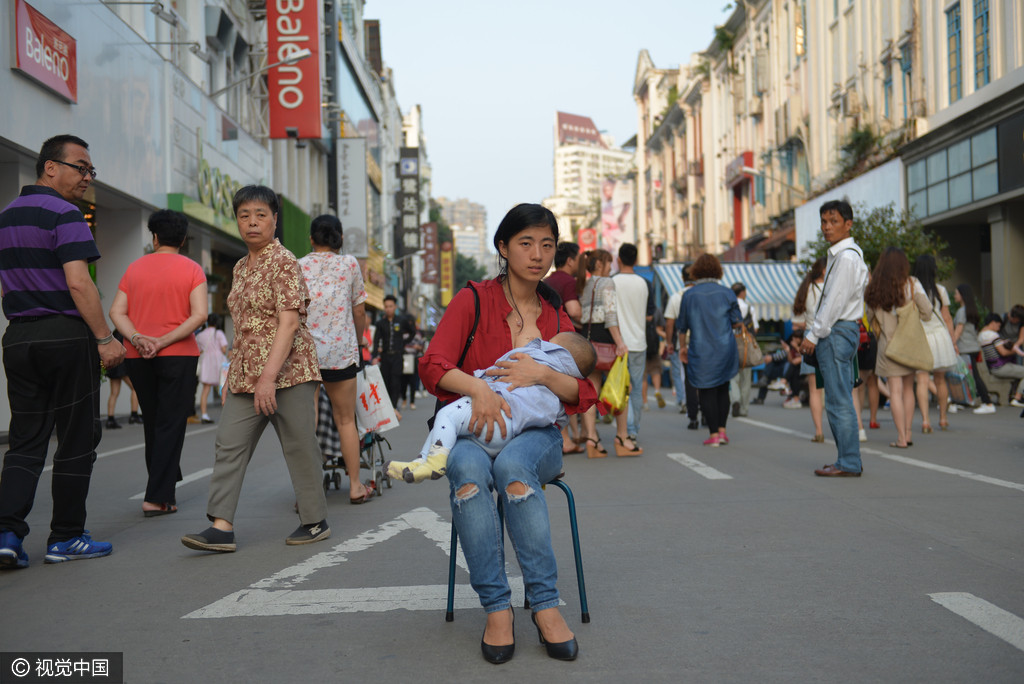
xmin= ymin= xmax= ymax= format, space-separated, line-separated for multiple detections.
xmin=749 ymin=94 xmax=763 ymax=117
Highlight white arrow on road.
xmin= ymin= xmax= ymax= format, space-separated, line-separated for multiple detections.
xmin=182 ymin=507 xmax=524 ymax=619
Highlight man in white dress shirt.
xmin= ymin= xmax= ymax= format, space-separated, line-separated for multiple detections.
xmin=799 ymin=200 xmax=869 ymax=477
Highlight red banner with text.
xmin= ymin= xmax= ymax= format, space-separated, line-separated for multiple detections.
xmin=267 ymin=0 xmax=322 ymax=139
xmin=14 ymin=0 xmax=77 ymax=103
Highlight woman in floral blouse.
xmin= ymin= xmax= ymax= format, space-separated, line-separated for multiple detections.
xmin=181 ymin=185 xmax=330 ymax=553
xmin=298 ymin=214 xmax=373 ymax=504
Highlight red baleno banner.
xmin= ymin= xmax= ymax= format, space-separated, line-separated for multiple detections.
xmin=14 ymin=0 xmax=77 ymax=103
xmin=267 ymin=0 xmax=321 ymax=139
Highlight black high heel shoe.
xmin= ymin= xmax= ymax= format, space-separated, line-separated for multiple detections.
xmin=531 ymin=611 xmax=579 ymax=661
xmin=481 ymin=608 xmax=515 ymax=665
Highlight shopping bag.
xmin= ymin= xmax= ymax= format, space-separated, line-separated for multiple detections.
xmin=885 ymin=301 xmax=933 ymax=371
xmin=598 ymin=353 xmax=630 ymax=415
xmin=355 ymin=364 xmax=399 ymax=434
xmin=402 ymin=352 xmax=416 ymax=375
xmin=945 ymin=358 xmax=976 ymax=407
xmin=736 ymin=326 xmax=764 ymax=368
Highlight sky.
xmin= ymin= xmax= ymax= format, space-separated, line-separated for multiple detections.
xmin=368 ymin=0 xmax=732 ymax=244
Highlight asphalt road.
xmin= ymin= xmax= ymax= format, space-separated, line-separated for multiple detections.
xmin=1 ymin=390 xmax=1023 ymax=683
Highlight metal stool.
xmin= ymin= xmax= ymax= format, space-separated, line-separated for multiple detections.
xmin=445 ymin=477 xmax=590 ymax=623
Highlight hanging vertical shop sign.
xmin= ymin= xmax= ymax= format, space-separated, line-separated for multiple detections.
xmin=267 ymin=0 xmax=322 ymax=139
xmin=397 ymin=148 xmax=421 ymax=256
xmin=439 ymin=241 xmax=454 ymax=306
xmin=421 ymin=222 xmax=438 ymax=284
xmin=13 ymin=0 xmax=77 ymax=103
xmin=337 ymin=138 xmax=368 ymax=257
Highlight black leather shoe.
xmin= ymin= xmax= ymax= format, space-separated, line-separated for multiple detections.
xmin=481 ymin=609 xmax=514 ymax=665
xmin=687 ymin=420 xmax=699 ymax=430
xmin=531 ymin=611 xmax=579 ymax=661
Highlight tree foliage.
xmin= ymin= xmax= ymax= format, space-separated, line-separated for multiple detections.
xmin=429 ymin=200 xmax=488 ymax=289
xmin=800 ymin=202 xmax=954 ymax=281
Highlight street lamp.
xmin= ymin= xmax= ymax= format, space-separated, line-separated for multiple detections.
xmin=101 ymin=1 xmax=179 ymax=26
xmin=740 ymin=166 xmax=807 ymax=198
xmin=208 ymin=48 xmax=313 ymax=98
xmin=148 ymin=41 xmax=213 ymax=63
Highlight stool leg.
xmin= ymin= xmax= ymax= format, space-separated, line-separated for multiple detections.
xmin=550 ymin=479 xmax=590 ymax=623
xmin=446 ymin=521 xmax=458 ymax=622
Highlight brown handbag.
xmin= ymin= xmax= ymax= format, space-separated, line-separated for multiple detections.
xmin=736 ymin=325 xmax=764 ymax=368
xmin=585 ymin=277 xmax=617 ymax=371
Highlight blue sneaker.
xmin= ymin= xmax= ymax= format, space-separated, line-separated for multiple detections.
xmin=0 ymin=530 xmax=29 ymax=569
xmin=44 ymin=531 xmax=112 ymax=563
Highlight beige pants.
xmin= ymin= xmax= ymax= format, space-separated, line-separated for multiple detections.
xmin=207 ymin=381 xmax=327 ymax=526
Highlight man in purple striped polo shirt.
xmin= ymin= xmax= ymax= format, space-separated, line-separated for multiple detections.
xmin=0 ymin=134 xmax=125 ymax=569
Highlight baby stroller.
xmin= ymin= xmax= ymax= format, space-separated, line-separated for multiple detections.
xmin=316 ymin=385 xmax=393 ymax=495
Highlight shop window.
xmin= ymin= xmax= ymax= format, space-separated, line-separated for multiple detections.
xmin=971 ymin=128 xmax=996 ymax=166
xmin=949 ymin=172 xmax=972 ymax=208
xmin=972 ymin=162 xmax=998 ymax=199
xmin=927 ymin=183 xmax=949 ymax=215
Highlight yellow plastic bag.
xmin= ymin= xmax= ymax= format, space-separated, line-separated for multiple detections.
xmin=599 ymin=353 xmax=630 ymax=414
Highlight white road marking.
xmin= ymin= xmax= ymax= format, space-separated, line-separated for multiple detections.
xmin=183 ymin=507 xmax=533 ymax=619
xmin=666 ymin=453 xmax=733 ymax=480
xmin=41 ymin=426 xmax=218 ymax=474
xmin=738 ymin=418 xmax=1024 ymax=493
xmin=129 ymin=468 xmax=214 ymax=500
xmin=929 ymin=592 xmax=1024 ymax=652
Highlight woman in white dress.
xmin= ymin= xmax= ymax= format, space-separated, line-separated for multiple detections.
xmin=912 ymin=255 xmax=958 ymax=432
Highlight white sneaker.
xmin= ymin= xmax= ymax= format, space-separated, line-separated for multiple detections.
xmin=973 ymin=403 xmax=996 ymax=414
xmin=947 ymin=404 xmax=960 ymax=413
xmin=1011 ymin=398 xmax=1024 ymax=408
xmin=858 ymin=429 xmax=867 ymax=442
xmin=782 ymin=397 xmax=802 ymax=409
xmin=767 ymin=379 xmax=787 ymax=391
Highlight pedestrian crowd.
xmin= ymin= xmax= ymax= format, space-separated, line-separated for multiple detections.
xmin=1 ymin=137 xmax=1021 ymax=667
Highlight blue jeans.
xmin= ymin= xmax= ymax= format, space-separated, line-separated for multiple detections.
xmin=625 ymin=350 xmax=646 ymax=436
xmin=669 ymin=350 xmax=684 ymax=405
xmin=816 ymin=321 xmax=861 ymax=473
xmin=446 ymin=426 xmax=563 ymax=613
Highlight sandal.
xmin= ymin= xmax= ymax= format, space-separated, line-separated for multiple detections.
xmin=811 ymin=434 xmax=825 ymax=443
xmin=562 ymin=443 xmax=585 ymax=455
xmin=585 ymin=437 xmax=607 ymax=459
xmin=889 ymin=442 xmax=910 ymax=449
xmin=921 ymin=424 xmax=933 ymax=434
xmin=614 ymin=435 xmax=643 ymax=457
xmin=143 ymin=503 xmax=178 ymax=517
xmin=350 ymin=482 xmax=377 ymax=505
xmin=938 ymin=420 xmax=949 ymax=431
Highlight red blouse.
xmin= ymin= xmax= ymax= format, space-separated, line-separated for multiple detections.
xmin=419 ymin=278 xmax=597 ymax=414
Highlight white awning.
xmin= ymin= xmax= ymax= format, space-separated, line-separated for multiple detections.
xmin=654 ymin=262 xmax=805 ymax=320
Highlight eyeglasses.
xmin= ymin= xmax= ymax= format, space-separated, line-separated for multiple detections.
xmin=51 ymin=159 xmax=97 ymax=179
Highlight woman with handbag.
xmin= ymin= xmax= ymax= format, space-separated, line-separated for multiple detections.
xmin=298 ymin=214 xmax=374 ymax=505
xmin=676 ymin=254 xmax=742 ymax=447
xmin=865 ymin=247 xmax=934 ymax=448
xmin=911 ymin=255 xmax=958 ymax=432
xmin=790 ymin=258 xmax=826 ymax=438
xmin=575 ymin=249 xmax=636 ymax=457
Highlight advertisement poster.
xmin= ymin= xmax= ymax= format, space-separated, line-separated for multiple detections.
xmin=600 ymin=177 xmax=634 ymax=255
xmin=266 ymin=0 xmax=321 ymax=138
xmin=13 ymin=0 xmax=77 ymax=103
xmin=439 ymin=242 xmax=454 ymax=307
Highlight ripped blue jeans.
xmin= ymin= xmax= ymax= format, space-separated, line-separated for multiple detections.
xmin=447 ymin=425 xmax=563 ymax=614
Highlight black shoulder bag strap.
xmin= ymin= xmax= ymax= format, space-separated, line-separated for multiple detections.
xmin=428 ymin=282 xmax=480 ymax=429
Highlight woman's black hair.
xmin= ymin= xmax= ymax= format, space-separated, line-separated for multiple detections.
xmin=955 ymin=284 xmax=979 ymax=327
xmin=492 ymin=203 xmax=561 ymax=311
xmin=232 ymin=185 xmax=279 ymax=216
xmin=310 ymin=214 xmax=343 ymax=250
xmin=982 ymin=312 xmax=1002 ymax=328
xmin=206 ymin=313 xmax=224 ymax=330
xmin=912 ymin=254 xmax=941 ymax=307
xmin=148 ymin=209 xmax=189 ymax=248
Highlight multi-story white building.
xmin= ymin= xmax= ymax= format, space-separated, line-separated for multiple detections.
xmin=544 ymin=111 xmax=633 ymax=245
xmin=435 ymin=196 xmax=487 ymax=234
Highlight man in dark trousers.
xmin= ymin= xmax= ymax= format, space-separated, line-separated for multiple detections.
xmin=0 ymin=134 xmax=126 ymax=569
xmin=373 ymin=294 xmax=413 ymax=414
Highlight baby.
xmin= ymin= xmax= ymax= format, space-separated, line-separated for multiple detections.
xmin=386 ymin=332 xmax=597 ymax=483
